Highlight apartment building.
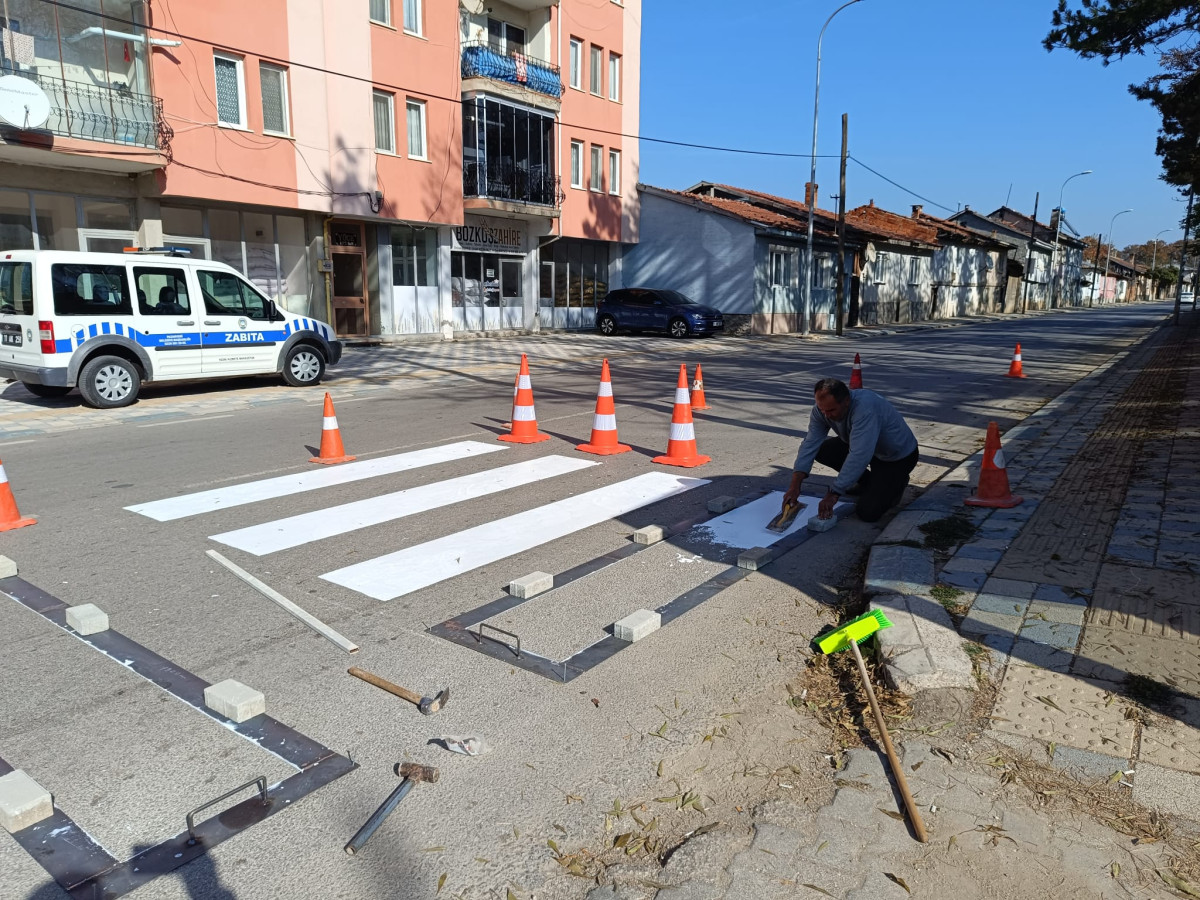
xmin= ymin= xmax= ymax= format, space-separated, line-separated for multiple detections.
xmin=0 ymin=0 xmax=640 ymax=338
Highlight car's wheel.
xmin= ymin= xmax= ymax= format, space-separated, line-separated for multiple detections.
xmin=78 ymin=355 xmax=140 ymax=409
xmin=597 ymin=314 xmax=617 ymax=336
xmin=668 ymin=317 xmax=691 ymax=339
xmin=282 ymin=343 xmax=326 ymax=386
xmin=22 ymin=383 xmax=71 ymax=399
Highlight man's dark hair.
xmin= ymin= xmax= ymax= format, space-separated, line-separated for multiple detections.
xmin=814 ymin=378 xmax=850 ymax=402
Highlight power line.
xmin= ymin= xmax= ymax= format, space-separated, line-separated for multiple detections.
xmin=848 ymin=157 xmax=955 ymax=214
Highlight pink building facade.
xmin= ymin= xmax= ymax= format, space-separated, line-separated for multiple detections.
xmin=0 ymin=0 xmax=640 ymax=338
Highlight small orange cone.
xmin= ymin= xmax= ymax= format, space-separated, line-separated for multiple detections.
xmin=1006 ymin=343 xmax=1026 ymax=378
xmin=690 ymin=364 xmax=710 ymax=410
xmin=653 ymin=364 xmax=710 ymax=468
xmin=310 ymin=393 xmax=356 ymax=464
xmin=499 ymin=354 xmax=550 ymax=444
xmin=965 ymin=422 xmax=1023 ymax=508
xmin=578 ymin=359 xmax=631 ymax=455
xmin=849 ymin=353 xmax=863 ymax=389
xmin=0 ymin=460 xmax=36 ymax=531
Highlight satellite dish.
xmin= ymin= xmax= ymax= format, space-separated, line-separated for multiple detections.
xmin=459 ymin=0 xmax=486 ymax=14
xmin=863 ymin=242 xmax=877 ymax=264
xmin=0 ymin=75 xmax=51 ymax=130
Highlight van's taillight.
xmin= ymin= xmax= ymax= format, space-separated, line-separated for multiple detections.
xmin=38 ymin=321 xmax=55 ymax=353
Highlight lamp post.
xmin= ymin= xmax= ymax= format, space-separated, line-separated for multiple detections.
xmin=1050 ymin=169 xmax=1091 ymax=307
xmin=802 ymin=0 xmax=863 ymax=336
xmin=1151 ymin=227 xmax=1170 ymax=300
xmin=1102 ymin=208 xmax=1133 ymax=304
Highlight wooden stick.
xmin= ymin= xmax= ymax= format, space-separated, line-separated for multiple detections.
xmin=207 ymin=549 xmax=359 ymax=654
xmin=848 ymin=638 xmax=928 ymax=842
xmin=347 ymin=666 xmax=422 ymax=706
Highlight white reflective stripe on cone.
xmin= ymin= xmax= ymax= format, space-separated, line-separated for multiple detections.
xmin=674 ymin=388 xmax=691 ymax=404
xmin=1013 ymin=353 xmax=1022 ymax=361
xmin=592 ymin=413 xmax=616 ymax=431
xmin=992 ymin=448 xmax=1006 ymax=469
xmin=513 ymin=405 xmax=537 ymax=421
xmin=0 ymin=465 xmax=8 ymax=484
xmin=669 ymin=422 xmax=695 ymax=442
xmin=323 ymin=416 xmax=338 ymax=430
xmin=692 ymin=380 xmax=703 ymax=391
xmin=518 ymin=375 xmax=532 ymax=389
xmin=597 ymin=381 xmax=613 ymax=397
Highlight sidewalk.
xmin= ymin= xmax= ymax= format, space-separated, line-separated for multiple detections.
xmin=866 ymin=305 xmax=1200 ymax=820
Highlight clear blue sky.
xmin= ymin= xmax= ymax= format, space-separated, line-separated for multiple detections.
xmin=638 ymin=0 xmax=1184 ymax=250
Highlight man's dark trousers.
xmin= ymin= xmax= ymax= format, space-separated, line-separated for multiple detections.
xmin=816 ymin=437 xmax=919 ymax=523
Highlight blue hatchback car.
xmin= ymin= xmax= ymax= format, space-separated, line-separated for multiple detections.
xmin=595 ymin=288 xmax=725 ymax=338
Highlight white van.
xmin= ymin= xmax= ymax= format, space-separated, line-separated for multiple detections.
xmin=0 ymin=248 xmax=341 ymax=409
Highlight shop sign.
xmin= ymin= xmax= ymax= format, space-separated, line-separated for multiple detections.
xmin=453 ymin=216 xmax=523 ymax=254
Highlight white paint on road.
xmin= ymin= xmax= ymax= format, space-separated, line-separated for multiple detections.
xmin=322 ymin=472 xmax=709 ymax=601
xmin=125 ymin=441 xmax=506 ymax=521
xmin=137 ymin=414 xmax=235 ymax=428
xmin=692 ymin=492 xmax=821 ymax=549
xmin=210 ymin=455 xmax=598 ymax=555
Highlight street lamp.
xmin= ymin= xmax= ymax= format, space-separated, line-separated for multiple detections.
xmin=802 ymin=0 xmax=863 ymax=336
xmin=1151 ymin=227 xmax=1171 ymax=299
xmin=1050 ymin=169 xmax=1091 ymax=307
xmin=1102 ymin=208 xmax=1133 ymax=304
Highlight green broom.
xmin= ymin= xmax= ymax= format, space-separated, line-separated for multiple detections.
xmin=814 ymin=609 xmax=928 ymax=843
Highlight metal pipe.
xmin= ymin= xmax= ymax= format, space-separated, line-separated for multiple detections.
xmin=1049 ymin=170 xmax=1091 ymax=307
xmin=65 ymin=26 xmax=181 ymax=47
xmin=344 ymin=779 xmax=414 ymax=855
xmin=802 ymin=0 xmax=863 ymax=336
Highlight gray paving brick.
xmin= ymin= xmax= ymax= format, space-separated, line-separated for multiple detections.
xmin=1019 ymin=620 xmax=1081 ymax=650
xmin=981 ymin=578 xmax=1038 ymax=598
xmin=1026 ymin=601 xmax=1086 ymax=626
xmin=971 ymin=593 xmax=1030 ymax=616
xmin=961 ymin=610 xmax=1023 ymax=638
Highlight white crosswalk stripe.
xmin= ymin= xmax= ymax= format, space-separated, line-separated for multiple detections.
xmin=320 ymin=472 xmax=709 ymax=602
xmin=210 ymin=456 xmax=597 ymax=556
xmin=126 ymin=440 xmax=505 ymax=521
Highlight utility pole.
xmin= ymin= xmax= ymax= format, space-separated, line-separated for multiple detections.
xmin=835 ymin=113 xmax=848 ymax=337
xmin=1176 ymin=187 xmax=1194 ymax=326
xmin=1020 ymin=192 xmax=1039 ymax=314
xmin=1090 ymin=234 xmax=1103 ymax=307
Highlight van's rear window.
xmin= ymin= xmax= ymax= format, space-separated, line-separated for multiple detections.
xmin=0 ymin=262 xmax=33 ymax=316
xmin=51 ymin=263 xmax=132 ymax=316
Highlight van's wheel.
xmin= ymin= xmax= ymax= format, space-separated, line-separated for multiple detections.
xmin=282 ymin=344 xmax=325 ymax=386
xmin=78 ymin=356 xmax=140 ymax=409
xmin=22 ymin=383 xmax=71 ymax=399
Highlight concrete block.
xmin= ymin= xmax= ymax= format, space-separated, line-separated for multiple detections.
xmin=0 ymin=770 xmax=53 ymax=833
xmin=203 ymin=679 xmax=265 ymax=723
xmin=508 ymin=571 xmax=553 ymax=599
xmin=632 ymin=525 xmax=664 ymax=546
xmin=65 ymin=603 xmax=109 ymax=635
xmin=961 ymin=610 xmax=1023 ymax=639
xmin=0 ymin=555 xmax=16 ymax=578
xmin=706 ymin=495 xmax=737 ymax=514
xmin=863 ymin=545 xmax=935 ymax=597
xmin=614 ymin=609 xmax=661 ymax=642
xmin=737 ymin=546 xmax=775 ymax=571
xmin=806 ymin=514 xmax=837 ymax=533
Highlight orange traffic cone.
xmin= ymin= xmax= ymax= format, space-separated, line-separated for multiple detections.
xmin=1006 ymin=343 xmax=1026 ymax=378
xmin=849 ymin=353 xmax=863 ymax=389
xmin=310 ymin=393 xmax=356 ymax=465
xmin=0 ymin=460 xmax=36 ymax=531
xmin=965 ymin=422 xmax=1023 ymax=508
xmin=578 ymin=359 xmax=631 ymax=455
xmin=653 ymin=364 xmax=711 ymax=468
xmin=499 ymin=354 xmax=550 ymax=444
xmin=690 ymin=364 xmax=710 ymax=410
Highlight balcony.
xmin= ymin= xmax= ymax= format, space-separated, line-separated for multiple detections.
xmin=461 ymin=41 xmax=562 ymax=104
xmin=464 ymin=163 xmax=561 ymax=216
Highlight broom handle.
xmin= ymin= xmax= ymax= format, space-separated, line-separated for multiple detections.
xmin=848 ymin=639 xmax=928 ymax=843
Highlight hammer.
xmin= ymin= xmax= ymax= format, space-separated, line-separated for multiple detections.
xmin=344 ymin=763 xmax=440 ymax=856
xmin=348 ymin=666 xmax=450 ymax=715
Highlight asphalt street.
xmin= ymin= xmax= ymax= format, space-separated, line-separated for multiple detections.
xmin=0 ymin=303 xmax=1170 ymax=899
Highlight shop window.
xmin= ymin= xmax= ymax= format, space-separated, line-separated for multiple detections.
xmin=244 ymin=212 xmax=278 ymax=297
xmin=277 ymin=216 xmax=309 ymax=311
xmin=0 ymin=190 xmax=33 ymax=250
xmin=34 ymin=194 xmax=79 ymax=251
xmin=83 ymin=199 xmax=133 ymax=230
xmin=392 ymin=225 xmax=437 ymax=287
xmin=161 ymin=206 xmax=204 ymax=237
xmin=209 ymin=208 xmax=244 ymax=273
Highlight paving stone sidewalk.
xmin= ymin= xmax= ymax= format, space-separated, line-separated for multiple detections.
xmin=868 ymin=307 xmax=1200 ymax=822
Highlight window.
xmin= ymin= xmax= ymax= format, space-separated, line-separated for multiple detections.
xmin=589 ymin=144 xmax=603 ymax=191
xmin=135 ymin=267 xmax=191 ymax=316
xmin=609 ymin=53 xmax=621 ymax=101
xmin=406 ymin=99 xmax=427 ymax=159
xmin=392 ymin=225 xmax=437 ymax=287
xmin=214 ymin=53 xmax=246 ymax=128
xmin=369 ymin=0 xmax=390 ymax=25
xmin=608 ymin=149 xmax=621 ymax=195
xmin=403 ymin=0 xmax=421 ymax=35
xmin=874 ymin=251 xmax=889 ymax=283
xmin=569 ymin=39 xmax=582 ymax=89
xmin=0 ymin=262 xmax=33 ymax=316
xmin=487 ymin=18 xmax=524 ymax=53
xmin=570 ymin=140 xmax=583 ymax=188
xmin=590 ymin=45 xmax=603 ymax=95
xmin=198 ymin=270 xmax=268 ymax=319
xmin=373 ymin=90 xmax=395 ymax=153
xmin=462 ymin=97 xmax=556 ymax=205
xmin=260 ymin=64 xmax=290 ymax=135
xmin=909 ymin=256 xmax=920 ymax=285
xmin=51 ymin=264 xmax=132 ymax=316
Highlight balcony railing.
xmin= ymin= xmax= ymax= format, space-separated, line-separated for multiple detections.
xmin=461 ymin=41 xmax=562 ymax=99
xmin=464 ymin=162 xmax=561 ymax=208
xmin=1 ymin=70 xmax=168 ymax=152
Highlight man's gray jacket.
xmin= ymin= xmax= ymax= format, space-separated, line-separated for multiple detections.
xmin=793 ymin=389 xmax=918 ymax=495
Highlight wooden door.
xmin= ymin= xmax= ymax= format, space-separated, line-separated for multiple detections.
xmin=330 ymin=222 xmax=369 ymax=337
